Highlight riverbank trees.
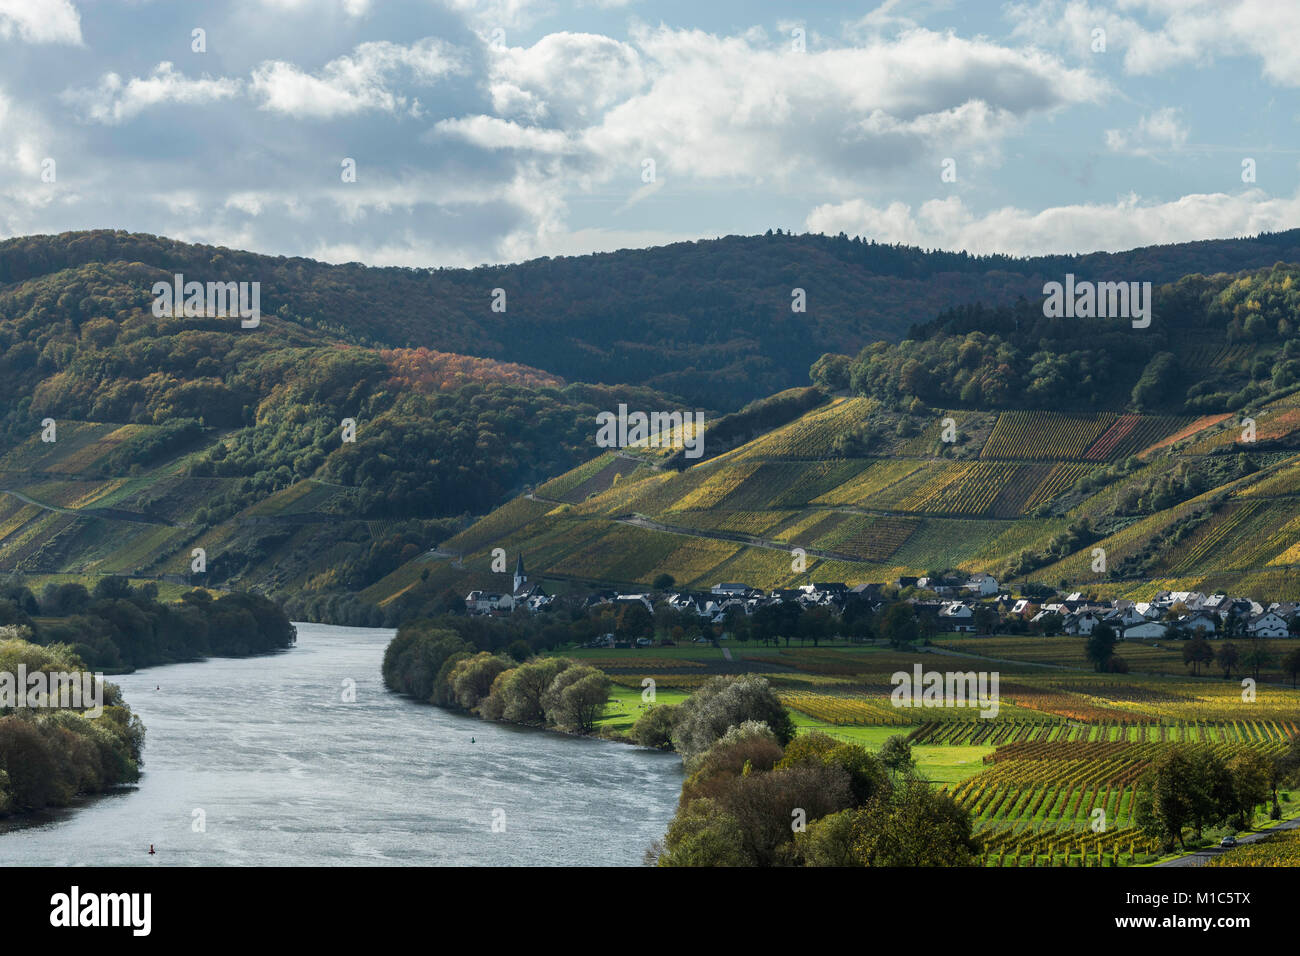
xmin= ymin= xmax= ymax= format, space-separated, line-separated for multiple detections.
xmin=664 ymin=674 xmax=794 ymax=757
xmin=0 ymin=632 xmax=145 ymax=816
xmin=653 ymin=724 xmax=978 ymax=866
xmin=0 ymin=576 xmax=296 ymax=671
xmin=381 ymin=622 xmax=612 ymax=734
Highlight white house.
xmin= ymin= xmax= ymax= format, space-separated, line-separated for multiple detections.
xmin=1201 ymin=593 xmax=1230 ymax=614
xmin=1247 ymin=611 xmax=1290 ymax=638
xmin=710 ymin=597 xmax=749 ymax=622
xmin=465 ymin=590 xmax=512 ymax=614
xmin=1168 ymin=591 xmax=1207 ymax=611
xmin=1123 ymin=621 xmax=1168 ymax=640
xmin=711 ymin=583 xmax=750 ymax=597
xmin=1105 ymin=606 xmax=1146 ymax=628
xmin=939 ymin=602 xmax=976 ymax=632
xmin=1181 ymin=612 xmax=1218 ymax=636
xmin=614 ymin=593 xmax=654 ymax=613
xmin=1064 ymin=611 xmax=1100 ymax=636
xmin=964 ymin=573 xmax=999 ymax=597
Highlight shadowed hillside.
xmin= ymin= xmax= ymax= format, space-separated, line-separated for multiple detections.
xmin=7 ymin=228 xmax=1300 ymax=410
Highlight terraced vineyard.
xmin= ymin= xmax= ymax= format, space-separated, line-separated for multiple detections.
xmin=1083 ymin=414 xmax=1195 ymax=461
xmin=16 ymin=370 xmax=1300 ymax=606
xmin=1184 ymin=393 xmax=1300 ymax=454
xmin=1021 ymin=463 xmax=1093 ymax=511
xmin=1235 ymin=453 xmax=1300 ymax=498
xmin=374 ymin=381 xmax=1300 ymax=603
xmin=982 ymin=412 xmax=1118 ymax=461
xmin=0 ymin=422 xmax=159 ymax=475
xmin=1138 ymin=413 xmax=1232 ymax=457
xmin=889 ymin=461 xmax=1082 ymax=517
xmin=365 ymin=377 xmax=1300 ymax=599
xmin=809 ymin=514 xmax=919 ymax=561
xmin=951 ymin=738 xmax=1290 ymax=866
xmin=1165 ymin=499 xmax=1300 ymax=573
xmin=810 ymin=460 xmax=925 ymax=507
xmin=442 ymin=496 xmax=556 ymax=555
xmin=732 ymin=397 xmax=877 ymax=460
xmin=666 ymin=509 xmax=797 ymax=537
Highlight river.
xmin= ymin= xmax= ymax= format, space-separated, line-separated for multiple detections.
xmin=0 ymin=623 xmax=683 ymax=866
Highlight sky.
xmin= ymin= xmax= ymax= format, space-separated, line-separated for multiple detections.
xmin=1 ymin=0 xmax=1299 ymax=267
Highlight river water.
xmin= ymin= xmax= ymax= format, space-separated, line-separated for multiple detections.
xmin=0 ymin=624 xmax=683 ymax=866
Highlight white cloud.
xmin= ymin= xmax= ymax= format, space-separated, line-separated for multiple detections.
xmin=0 ymin=86 xmax=74 ymax=238
xmin=442 ymin=0 xmax=553 ymax=30
xmin=62 ymin=63 xmax=242 ymax=125
xmin=487 ymin=31 xmax=646 ymax=124
xmin=847 ymin=0 xmax=953 ymax=39
xmin=1008 ymin=1 xmax=1300 ymax=86
xmin=444 ymin=26 xmax=1106 ymax=189
xmin=805 ymin=189 xmax=1300 ymax=256
xmin=0 ymin=87 xmax=50 ymax=177
xmin=435 ymin=115 xmax=577 ymax=153
xmin=255 ymin=0 xmax=373 ymax=15
xmin=429 ymin=23 xmax=1110 ymax=261
xmin=250 ymin=38 xmax=463 ymax=118
xmin=1105 ymin=106 xmax=1188 ymax=155
xmin=0 ymin=0 xmax=82 ymax=45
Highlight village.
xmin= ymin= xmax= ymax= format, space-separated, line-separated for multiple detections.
xmin=462 ymin=556 xmax=1300 ymax=647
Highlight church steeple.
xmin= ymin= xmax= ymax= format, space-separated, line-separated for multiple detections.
xmin=514 ymin=554 xmax=526 ymax=594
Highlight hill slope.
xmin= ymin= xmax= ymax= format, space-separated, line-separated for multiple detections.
xmin=7 ymin=228 xmax=1300 ymax=410
xmin=367 ymin=386 xmax=1300 ymax=613
xmin=351 ymin=260 xmax=1300 ymax=613
xmin=5 ymin=230 xmax=1300 ymax=621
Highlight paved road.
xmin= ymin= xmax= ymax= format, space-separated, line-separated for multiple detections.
xmin=1157 ymin=815 xmax=1300 ymax=867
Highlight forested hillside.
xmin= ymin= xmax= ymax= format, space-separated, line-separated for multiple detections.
xmin=0 ymin=247 xmax=689 ymax=612
xmin=7 ymin=228 xmax=1300 ymax=410
xmin=815 ymin=264 xmax=1300 ymax=415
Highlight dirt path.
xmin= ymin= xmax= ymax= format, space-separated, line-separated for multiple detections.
xmin=0 ymin=488 xmax=174 ymax=525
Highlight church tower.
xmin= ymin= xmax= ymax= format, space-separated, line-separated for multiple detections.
xmin=514 ymin=554 xmax=527 ymax=594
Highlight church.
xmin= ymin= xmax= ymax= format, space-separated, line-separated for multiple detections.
xmin=464 ymin=554 xmax=550 ymax=615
